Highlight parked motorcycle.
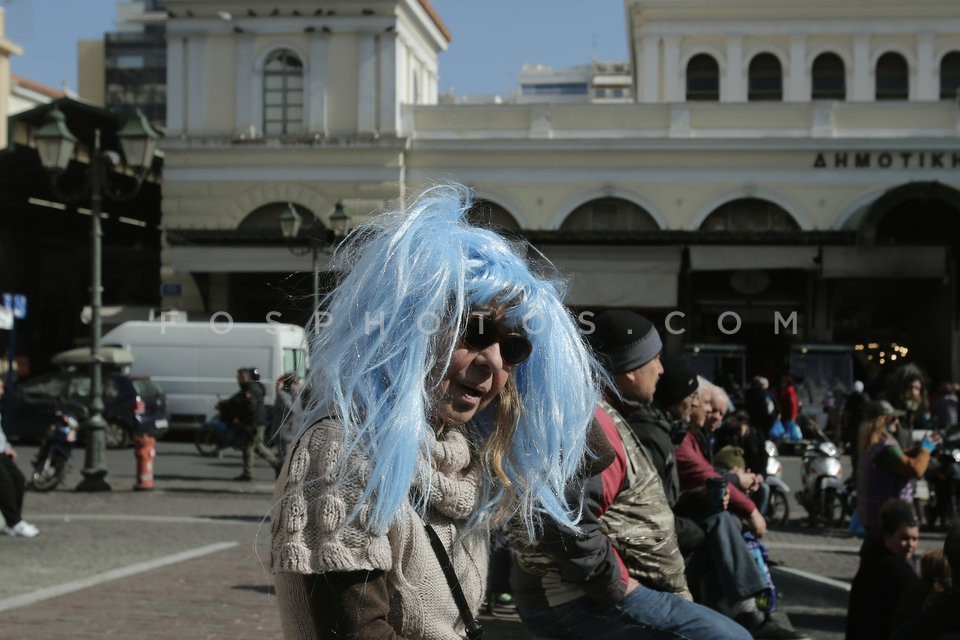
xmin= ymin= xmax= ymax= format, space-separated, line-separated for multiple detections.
xmin=924 ymin=427 xmax=960 ymax=528
xmin=795 ymin=438 xmax=848 ymax=527
xmin=30 ymin=410 xmax=80 ymax=492
xmin=764 ymin=439 xmax=791 ymax=528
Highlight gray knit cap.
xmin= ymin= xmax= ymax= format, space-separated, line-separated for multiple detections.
xmin=589 ymin=310 xmax=663 ymax=374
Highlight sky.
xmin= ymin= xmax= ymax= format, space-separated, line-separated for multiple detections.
xmin=3 ymin=0 xmax=628 ymax=97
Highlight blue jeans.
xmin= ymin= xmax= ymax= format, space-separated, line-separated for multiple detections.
xmin=685 ymin=511 xmax=770 ymax=609
xmin=752 ymin=481 xmax=771 ymax=516
xmin=518 ymin=587 xmax=751 ymax=640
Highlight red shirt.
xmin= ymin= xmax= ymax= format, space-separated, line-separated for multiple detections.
xmin=674 ymin=429 xmax=757 ymax=518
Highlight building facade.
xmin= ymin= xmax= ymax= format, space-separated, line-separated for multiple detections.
xmin=157 ymin=0 xmax=960 ymax=385
xmin=0 ymin=7 xmax=23 ymax=149
xmin=517 ymin=61 xmax=633 ymax=103
xmin=78 ymin=0 xmax=168 ymax=126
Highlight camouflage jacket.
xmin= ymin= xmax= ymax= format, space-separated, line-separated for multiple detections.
xmin=510 ymin=399 xmax=690 ymax=611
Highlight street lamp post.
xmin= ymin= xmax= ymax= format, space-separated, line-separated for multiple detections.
xmin=32 ymin=106 xmax=160 ymax=492
xmin=279 ymin=201 xmax=349 ymax=331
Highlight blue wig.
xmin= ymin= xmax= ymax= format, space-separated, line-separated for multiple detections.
xmin=299 ymin=183 xmax=600 ymax=536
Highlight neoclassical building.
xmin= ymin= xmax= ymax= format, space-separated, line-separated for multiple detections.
xmin=158 ymin=0 xmax=960 ymax=383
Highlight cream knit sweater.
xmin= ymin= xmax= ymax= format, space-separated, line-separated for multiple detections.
xmin=270 ymin=418 xmax=489 ymax=639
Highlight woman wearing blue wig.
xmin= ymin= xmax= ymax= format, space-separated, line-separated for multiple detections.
xmin=269 ymin=184 xmax=600 ymax=639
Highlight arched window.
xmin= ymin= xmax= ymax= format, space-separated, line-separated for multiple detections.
xmin=876 ymin=52 xmax=908 ymax=100
xmin=700 ymin=198 xmax=799 ymax=231
xmin=263 ymin=49 xmax=304 ymax=135
xmin=812 ymin=53 xmax=846 ymax=100
xmin=748 ymin=53 xmax=782 ymax=101
xmin=467 ymin=200 xmax=521 ymax=231
xmin=561 ymin=198 xmax=659 ymax=231
xmin=941 ymin=51 xmax=960 ymax=99
xmin=686 ymin=54 xmax=720 ymax=101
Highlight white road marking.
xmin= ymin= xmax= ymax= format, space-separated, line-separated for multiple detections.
xmin=28 ymin=513 xmax=266 ymax=525
xmin=773 ymin=565 xmax=852 ymax=592
xmin=0 ymin=541 xmax=239 ymax=612
xmin=764 ymin=541 xmax=860 ymax=552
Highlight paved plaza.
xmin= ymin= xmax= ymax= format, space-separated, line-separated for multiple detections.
xmin=0 ymin=440 xmax=947 ymax=639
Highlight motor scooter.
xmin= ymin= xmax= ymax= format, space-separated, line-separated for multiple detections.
xmin=194 ymin=411 xmax=241 ymax=457
xmin=795 ymin=438 xmax=848 ymax=527
xmin=764 ymin=439 xmax=791 ymax=528
xmin=30 ymin=410 xmax=80 ymax=492
xmin=924 ymin=426 xmax=960 ymax=528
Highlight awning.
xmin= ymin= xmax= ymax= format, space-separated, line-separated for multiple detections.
xmin=541 ymin=245 xmax=682 ymax=308
xmin=821 ymin=246 xmax=946 ymax=278
xmin=164 ymin=246 xmax=333 ymax=273
xmin=689 ymin=245 xmax=820 ymax=271
xmin=165 ymin=244 xmax=683 ymax=307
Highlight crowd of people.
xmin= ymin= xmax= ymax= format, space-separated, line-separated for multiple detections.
xmin=4 ymin=182 xmax=958 ymax=639
xmin=265 ymin=184 xmax=825 ymax=640
xmin=263 ymin=184 xmax=960 ymax=639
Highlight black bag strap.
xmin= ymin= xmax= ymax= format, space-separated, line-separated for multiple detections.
xmin=423 ymin=523 xmax=483 ymax=640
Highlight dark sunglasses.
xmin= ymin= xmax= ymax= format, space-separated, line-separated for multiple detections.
xmin=462 ymin=314 xmax=532 ymax=366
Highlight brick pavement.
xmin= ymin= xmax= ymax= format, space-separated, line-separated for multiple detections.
xmin=8 ymin=440 xmax=947 ymax=640
xmin=0 ymin=543 xmax=536 ymax=640
xmin=2 ymin=545 xmax=282 ymax=640
xmin=4 ymin=524 xmax=913 ymax=640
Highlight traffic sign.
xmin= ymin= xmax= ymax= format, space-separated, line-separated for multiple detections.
xmin=12 ymin=294 xmax=26 ymax=319
xmin=2 ymin=292 xmax=27 ymax=321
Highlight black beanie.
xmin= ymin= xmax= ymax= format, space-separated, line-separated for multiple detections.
xmin=590 ymin=310 xmax=663 ymax=374
xmin=654 ymin=355 xmax=699 ymax=407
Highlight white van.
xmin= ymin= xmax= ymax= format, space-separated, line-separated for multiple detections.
xmin=101 ymin=320 xmax=309 ymax=429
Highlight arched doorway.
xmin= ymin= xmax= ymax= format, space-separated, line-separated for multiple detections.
xmin=223 ymin=202 xmax=332 ymax=327
xmin=861 ymin=182 xmax=960 ymax=245
xmin=834 ymin=183 xmax=960 ymax=384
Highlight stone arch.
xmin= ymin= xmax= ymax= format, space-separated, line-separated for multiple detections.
xmin=681 ymin=46 xmax=727 ymax=73
xmin=811 ymin=52 xmax=847 ymax=100
xmin=833 ymin=188 xmax=887 ymax=231
xmin=806 ymin=46 xmax=853 ymax=70
xmin=558 ymin=199 xmax=660 ymax=232
xmin=858 ymin=181 xmax=960 ymax=244
xmin=226 ymin=184 xmax=334 ymax=229
xmin=468 ymin=189 xmax=528 ymax=229
xmin=550 ymin=188 xmax=667 ymax=230
xmin=870 ymin=46 xmax=916 ymax=70
xmin=874 ymin=51 xmax=910 ymax=100
xmin=746 ymin=51 xmax=785 ymax=101
xmin=741 ymin=46 xmax=788 ymax=73
xmin=238 ymin=201 xmax=324 ymax=236
xmin=938 ymin=50 xmax=960 ymax=99
xmin=698 ymin=198 xmax=800 ymax=231
xmin=685 ymin=53 xmax=722 ymax=101
xmin=255 ymin=43 xmax=309 ymax=72
xmin=689 ymin=189 xmax=811 ymax=230
xmin=467 ymin=200 xmax=522 ymax=231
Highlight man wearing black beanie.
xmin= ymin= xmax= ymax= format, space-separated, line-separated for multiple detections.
xmin=589 ymin=310 xmax=664 ymax=396
xmin=591 ymin=313 xmax=802 ymax=639
xmin=510 ymin=310 xmax=752 ymax=640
